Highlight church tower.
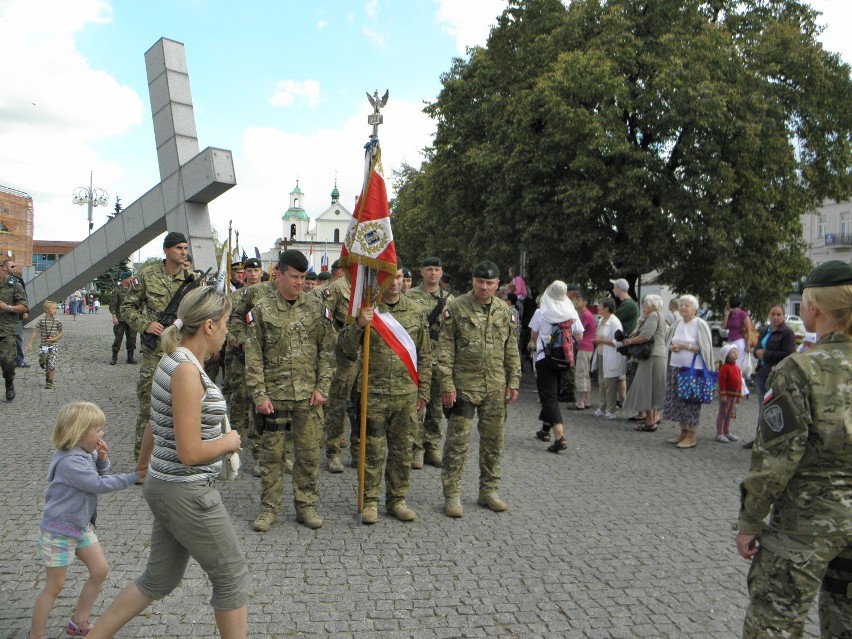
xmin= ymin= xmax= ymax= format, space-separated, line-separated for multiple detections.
xmin=282 ymin=181 xmax=310 ymax=241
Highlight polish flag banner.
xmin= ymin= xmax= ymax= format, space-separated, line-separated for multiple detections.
xmin=340 ymin=139 xmax=397 ymax=320
xmin=371 ymin=308 xmax=418 ymax=386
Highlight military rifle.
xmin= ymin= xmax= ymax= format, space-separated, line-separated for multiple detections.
xmin=426 ymin=293 xmax=447 ymax=341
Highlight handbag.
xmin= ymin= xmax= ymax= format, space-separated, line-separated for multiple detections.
xmin=175 ymin=347 xmax=241 ymax=480
xmin=677 ymin=353 xmax=717 ymax=404
xmin=617 ymin=338 xmax=653 ymax=360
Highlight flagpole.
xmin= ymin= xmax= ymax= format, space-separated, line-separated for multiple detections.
xmin=227 ymin=221 xmax=233 ymax=291
xmin=357 ymin=281 xmax=372 ymax=513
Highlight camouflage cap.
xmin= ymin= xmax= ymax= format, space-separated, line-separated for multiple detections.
xmin=277 ymin=249 xmax=309 ymax=272
xmin=802 ymin=260 xmax=852 ymax=289
xmin=472 ymin=261 xmax=499 ymax=280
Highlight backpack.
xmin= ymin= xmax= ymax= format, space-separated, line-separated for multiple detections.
xmin=543 ymin=321 xmax=576 ymax=369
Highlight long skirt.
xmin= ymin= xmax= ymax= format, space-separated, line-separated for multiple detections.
xmin=663 ymin=365 xmax=702 ymax=426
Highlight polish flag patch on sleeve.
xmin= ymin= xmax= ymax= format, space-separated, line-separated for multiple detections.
xmin=246 ymin=310 xmax=255 ymax=324
xmin=324 ymin=307 xmax=333 ymax=321
xmin=763 ymin=388 xmax=773 ymax=404
xmin=442 ymin=309 xmax=451 ymax=320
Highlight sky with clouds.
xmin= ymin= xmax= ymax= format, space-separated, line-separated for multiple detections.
xmin=0 ymin=0 xmax=849 ymax=263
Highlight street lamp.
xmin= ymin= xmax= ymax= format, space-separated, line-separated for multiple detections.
xmin=72 ymin=171 xmax=109 ymax=235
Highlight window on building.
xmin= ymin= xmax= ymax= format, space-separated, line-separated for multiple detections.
xmin=818 ymin=214 xmax=827 ymax=238
xmin=841 ymin=212 xmax=850 ymax=238
xmin=333 ymin=228 xmax=340 ymax=243
xmin=290 ymin=224 xmax=297 ymax=240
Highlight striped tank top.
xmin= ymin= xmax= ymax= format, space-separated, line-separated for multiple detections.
xmin=149 ymin=348 xmax=227 ymax=482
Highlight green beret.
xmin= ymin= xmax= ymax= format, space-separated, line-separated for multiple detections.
xmin=472 ymin=260 xmax=500 ymax=280
xmin=305 ymin=271 xmax=318 ymax=281
xmin=421 ymin=256 xmax=442 ymax=267
xmin=277 ymin=249 xmax=309 ymax=272
xmin=317 ymin=271 xmax=332 ymax=281
xmin=401 ymin=267 xmax=413 ymax=278
xmin=244 ymin=257 xmax=262 ymax=269
xmin=163 ymin=231 xmax=187 ymax=248
xmin=331 ymin=259 xmax=341 ymax=269
xmin=802 ymin=260 xmax=852 ymax=289
xmin=119 ymin=271 xmax=132 ymax=280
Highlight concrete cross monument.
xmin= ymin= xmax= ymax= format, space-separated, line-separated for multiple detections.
xmin=26 ymin=37 xmax=235 ymax=312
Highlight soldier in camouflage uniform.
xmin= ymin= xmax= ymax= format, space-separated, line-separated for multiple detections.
xmin=407 ymin=256 xmax=454 ymax=469
xmin=225 ymin=258 xmax=264 ymax=463
xmin=339 ymin=268 xmax=431 ymax=524
xmin=245 ymin=250 xmax=335 ymax=531
xmin=437 ymin=261 xmax=521 ymax=518
xmin=736 ymin=261 xmax=852 ymax=638
xmin=303 ymin=270 xmax=318 ymax=293
xmin=121 ymin=232 xmax=191 ymax=460
xmin=0 ymin=257 xmax=28 ymax=401
xmin=108 ymin=270 xmax=137 ymax=365
xmin=320 ymin=264 xmax=361 ymax=473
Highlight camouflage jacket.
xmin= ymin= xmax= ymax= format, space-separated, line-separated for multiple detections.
xmin=244 ymin=289 xmax=336 ymax=405
xmin=339 ymin=295 xmax=432 ymax=400
xmin=738 ymin=331 xmax=852 ymax=536
xmin=227 ymin=281 xmax=275 ymax=348
xmin=318 ymin=277 xmax=351 ymax=332
xmin=108 ymin=283 xmax=132 ymax=319
xmin=0 ymin=275 xmax=27 ymax=337
xmin=120 ymin=261 xmax=190 ymax=338
xmin=436 ymin=292 xmax=521 ymax=397
xmin=406 ymin=284 xmax=454 ymax=343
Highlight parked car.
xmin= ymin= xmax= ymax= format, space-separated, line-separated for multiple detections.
xmin=785 ymin=315 xmax=807 ymax=344
xmin=709 ymin=321 xmax=729 ymax=347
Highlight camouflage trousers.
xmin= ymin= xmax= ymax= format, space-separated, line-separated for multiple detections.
xmin=0 ymin=335 xmax=16 ymax=383
xmin=258 ymin=400 xmax=323 ymax=514
xmin=324 ymin=350 xmax=359 ymax=458
xmin=744 ymin=529 xmax=851 ymax=639
xmin=413 ymin=363 xmax=444 ymax=455
xmin=134 ymin=347 xmax=161 ymax=460
xmin=111 ymin=321 xmax=137 ymax=354
xmin=360 ymin=391 xmax=418 ymax=509
xmin=224 ymin=348 xmax=258 ymax=457
xmin=441 ymin=390 xmax=507 ymax=498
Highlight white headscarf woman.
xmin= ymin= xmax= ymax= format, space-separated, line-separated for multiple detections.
xmin=528 ymin=281 xmax=583 ymax=453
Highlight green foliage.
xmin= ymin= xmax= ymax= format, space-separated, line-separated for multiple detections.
xmin=391 ymin=0 xmax=852 ymax=312
xmin=93 ymin=258 xmax=130 ymax=294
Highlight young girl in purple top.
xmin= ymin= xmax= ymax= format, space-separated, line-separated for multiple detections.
xmin=29 ymin=402 xmax=143 ymax=639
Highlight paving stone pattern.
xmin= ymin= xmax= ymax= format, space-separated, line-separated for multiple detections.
xmin=0 ymin=312 xmax=819 ymax=638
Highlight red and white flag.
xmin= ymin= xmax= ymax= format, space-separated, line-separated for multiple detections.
xmin=340 ymin=139 xmax=397 ymax=320
xmin=371 ymin=308 xmax=418 ymax=385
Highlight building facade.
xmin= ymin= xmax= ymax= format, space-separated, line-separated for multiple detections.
xmin=0 ymin=185 xmax=34 ymax=267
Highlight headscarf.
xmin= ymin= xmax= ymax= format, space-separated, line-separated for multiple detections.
xmin=539 ymin=280 xmax=579 ymax=325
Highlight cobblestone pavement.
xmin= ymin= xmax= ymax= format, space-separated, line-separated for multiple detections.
xmin=0 ymin=311 xmax=820 ymax=638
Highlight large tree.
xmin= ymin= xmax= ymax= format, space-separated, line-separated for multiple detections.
xmin=392 ymin=0 xmax=852 ymax=311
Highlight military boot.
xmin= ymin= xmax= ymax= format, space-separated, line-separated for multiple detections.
xmin=445 ymin=496 xmax=463 ymax=518
xmin=110 ymin=351 xmax=118 ymax=365
xmin=411 ymin=450 xmax=424 ymax=470
xmin=5 ymin=380 xmax=15 ymax=402
xmin=424 ymin=448 xmax=442 ymax=468
xmin=361 ymin=506 xmax=378 ymax=525
xmin=126 ymin=351 xmax=136 ymax=364
xmin=327 ymin=455 xmax=344 ymax=474
xmin=477 ymin=493 xmax=508 ymax=512
xmin=296 ymin=507 xmax=323 ymax=529
xmin=388 ymin=501 xmax=416 ymax=522
xmin=252 ymin=511 xmax=276 ymax=533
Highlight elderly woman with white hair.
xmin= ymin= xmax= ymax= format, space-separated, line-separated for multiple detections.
xmin=621 ymin=294 xmax=668 ymax=432
xmin=528 ymin=281 xmax=583 ymax=453
xmin=663 ymin=294 xmax=714 ymax=448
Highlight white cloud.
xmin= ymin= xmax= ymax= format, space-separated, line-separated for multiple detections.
xmin=434 ymin=0 xmax=504 ymax=53
xmin=207 ymin=97 xmax=435 ymax=260
xmin=269 ymin=80 xmax=322 ymax=108
xmin=316 ymin=19 xmax=329 ymax=29
xmin=364 ymin=0 xmax=379 ymax=20
xmin=0 ymin=0 xmax=143 ymax=241
xmin=362 ymin=26 xmax=386 ymax=48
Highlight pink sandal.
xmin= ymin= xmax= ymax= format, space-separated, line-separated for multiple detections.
xmin=66 ymin=619 xmax=95 ymax=636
